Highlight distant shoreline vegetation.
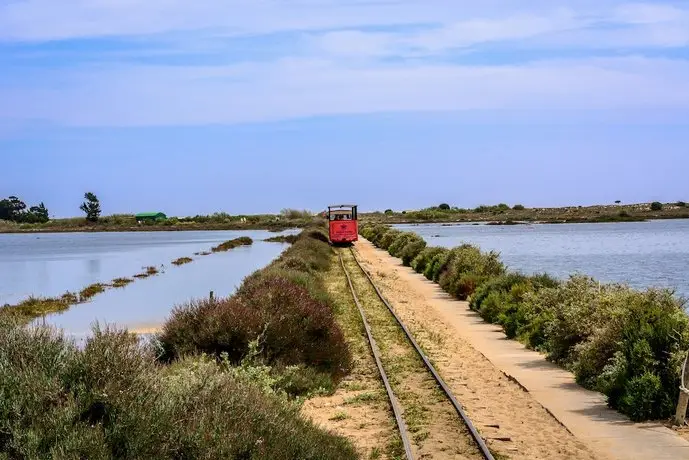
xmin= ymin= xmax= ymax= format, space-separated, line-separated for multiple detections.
xmin=0 ymin=209 xmax=319 ymax=233
xmin=366 ymin=201 xmax=689 ymax=225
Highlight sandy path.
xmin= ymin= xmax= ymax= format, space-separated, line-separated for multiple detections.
xmin=353 ymin=240 xmax=601 ymax=460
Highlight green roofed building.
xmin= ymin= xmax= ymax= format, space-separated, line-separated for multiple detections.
xmin=135 ymin=212 xmax=167 ymax=223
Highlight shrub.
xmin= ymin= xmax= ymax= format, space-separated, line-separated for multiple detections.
xmin=411 ymin=247 xmax=445 ymax=274
xmin=438 ymin=203 xmax=451 ymax=210
xmin=650 ymin=202 xmax=663 ymax=211
xmin=400 ymin=238 xmax=427 ymax=266
xmin=378 ymin=229 xmax=402 ymax=250
xmin=160 ymin=277 xmax=350 ymax=380
xmin=388 ymin=233 xmax=416 ymax=258
xmin=513 ymin=204 xmax=525 ymax=211
xmin=437 ymin=245 xmax=505 ymax=300
xmin=676 ymin=201 xmax=686 ymax=208
xmin=384 ymin=209 xmax=393 ymax=215
xmin=211 ymin=236 xmax=253 ymax=252
xmin=0 ymin=320 xmax=356 ymax=459
xmin=423 ymin=248 xmax=450 ymax=281
xmin=171 ymin=257 xmax=193 ymax=266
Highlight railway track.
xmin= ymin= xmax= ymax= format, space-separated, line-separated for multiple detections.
xmin=338 ymin=247 xmax=495 ymax=460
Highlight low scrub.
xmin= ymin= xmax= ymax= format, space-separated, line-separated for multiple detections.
xmin=159 ymin=227 xmax=351 ymax=394
xmin=265 ymin=234 xmax=299 ymax=244
xmin=0 ymin=320 xmax=356 ymax=459
xmin=171 ymin=257 xmax=193 ymax=266
xmin=361 ymin=223 xmax=689 ymax=421
xmin=112 ymin=277 xmax=134 ymax=288
xmin=79 ymin=283 xmax=108 ymax=301
xmin=211 ymin=236 xmax=253 ymax=253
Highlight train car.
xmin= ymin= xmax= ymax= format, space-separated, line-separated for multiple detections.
xmin=328 ymin=204 xmax=358 ymax=244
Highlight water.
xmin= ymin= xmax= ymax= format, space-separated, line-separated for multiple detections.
xmin=0 ymin=230 xmax=295 ymax=334
xmin=396 ymin=220 xmax=689 ymax=299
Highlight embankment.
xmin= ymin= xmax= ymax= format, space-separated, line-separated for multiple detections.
xmin=360 ymin=223 xmax=689 ymax=423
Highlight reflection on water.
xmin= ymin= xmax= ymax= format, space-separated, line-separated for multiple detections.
xmin=397 ymin=220 xmax=689 ymax=299
xmin=0 ymin=230 xmax=295 ymax=333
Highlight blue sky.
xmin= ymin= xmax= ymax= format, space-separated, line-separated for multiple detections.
xmin=1 ymin=1 xmax=689 ymax=216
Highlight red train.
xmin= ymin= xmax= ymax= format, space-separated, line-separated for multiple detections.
xmin=327 ymin=204 xmax=359 ymax=244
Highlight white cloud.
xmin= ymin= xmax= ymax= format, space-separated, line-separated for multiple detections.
xmin=2 ymin=1 xmax=689 ymax=127
xmin=3 ymin=56 xmax=688 ymax=126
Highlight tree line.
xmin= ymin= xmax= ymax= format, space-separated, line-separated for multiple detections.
xmin=0 ymin=192 xmax=102 ymax=224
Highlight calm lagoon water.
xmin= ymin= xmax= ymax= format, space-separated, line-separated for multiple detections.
xmin=0 ymin=230 xmax=295 ymax=334
xmin=396 ymin=220 xmax=689 ymax=299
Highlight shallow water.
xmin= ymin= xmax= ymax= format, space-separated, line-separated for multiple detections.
xmin=0 ymin=230 xmax=295 ymax=333
xmin=396 ymin=220 xmax=689 ymax=299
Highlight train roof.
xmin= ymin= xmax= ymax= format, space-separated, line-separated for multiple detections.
xmin=328 ymin=204 xmax=357 ymax=208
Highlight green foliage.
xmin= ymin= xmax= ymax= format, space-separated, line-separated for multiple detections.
xmin=0 ymin=196 xmax=49 ymax=223
xmin=410 ymin=247 xmax=445 ymax=274
xmin=366 ymin=226 xmax=689 ymax=422
xmin=378 ymin=229 xmax=402 ymax=250
xmin=0 ymin=320 xmax=356 ymax=459
xmin=80 ymin=192 xmax=102 ymax=222
xmin=676 ymin=201 xmax=686 ymax=208
xmin=384 ymin=209 xmax=393 ymax=215
xmin=211 ymin=236 xmax=253 ymax=252
xmin=438 ymin=203 xmax=451 ymax=210
xmin=513 ymin=204 xmax=525 ymax=211
xmin=400 ymin=238 xmax=427 ymax=266
xmin=159 ymin=228 xmax=351 ymax=390
xmin=650 ymin=201 xmax=663 ymax=211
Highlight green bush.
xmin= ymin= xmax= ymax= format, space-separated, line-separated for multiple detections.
xmin=388 ymin=233 xmax=416 ymax=258
xmin=378 ymin=229 xmax=402 ymax=250
xmin=676 ymin=201 xmax=687 ymax=208
xmin=361 ymin=225 xmax=689 ymax=422
xmin=513 ymin=204 xmax=525 ymax=211
xmin=0 ymin=320 xmax=356 ymax=459
xmin=400 ymin=238 xmax=427 ymax=266
xmin=650 ymin=202 xmax=663 ymax=211
xmin=411 ymin=247 xmax=445 ymax=274
xmin=437 ymin=245 xmax=505 ymax=300
xmin=423 ymin=248 xmax=450 ymax=281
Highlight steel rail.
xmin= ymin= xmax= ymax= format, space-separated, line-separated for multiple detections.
xmin=347 ymin=247 xmax=495 ymax=460
xmin=338 ymin=252 xmax=415 ymax=460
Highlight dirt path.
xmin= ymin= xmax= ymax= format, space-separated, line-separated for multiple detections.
xmin=353 ymin=240 xmax=601 ymax=460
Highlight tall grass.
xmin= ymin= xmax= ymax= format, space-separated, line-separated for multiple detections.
xmin=361 ymin=223 xmax=689 ymax=422
xmin=0 ymin=319 xmax=356 ymax=458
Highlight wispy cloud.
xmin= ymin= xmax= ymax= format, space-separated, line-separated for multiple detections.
xmin=1 ymin=1 xmax=688 ymax=127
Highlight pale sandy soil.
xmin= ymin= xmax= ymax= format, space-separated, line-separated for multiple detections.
xmin=350 ymin=241 xmax=600 ymax=460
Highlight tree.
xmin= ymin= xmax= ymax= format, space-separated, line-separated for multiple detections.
xmin=615 ymin=200 xmax=622 ymax=205
xmin=80 ymin=192 xmax=101 ymax=222
xmin=650 ymin=202 xmax=663 ymax=211
xmin=384 ymin=209 xmax=393 ymax=215
xmin=0 ymin=196 xmax=27 ymax=221
xmin=438 ymin=203 xmax=451 ymax=210
xmin=513 ymin=204 xmax=525 ymax=211
xmin=28 ymin=203 xmax=50 ymax=223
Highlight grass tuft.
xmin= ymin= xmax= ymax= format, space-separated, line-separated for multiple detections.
xmin=171 ymin=257 xmax=193 ymax=266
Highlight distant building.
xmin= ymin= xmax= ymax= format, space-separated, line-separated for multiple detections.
xmin=135 ymin=212 xmax=167 ymax=223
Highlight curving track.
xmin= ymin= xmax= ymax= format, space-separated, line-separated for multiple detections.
xmin=338 ymin=247 xmax=495 ymax=460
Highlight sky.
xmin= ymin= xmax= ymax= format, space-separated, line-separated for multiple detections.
xmin=1 ymin=1 xmax=689 ymax=216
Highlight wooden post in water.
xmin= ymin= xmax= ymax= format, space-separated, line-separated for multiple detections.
xmin=675 ymin=352 xmax=689 ymax=425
